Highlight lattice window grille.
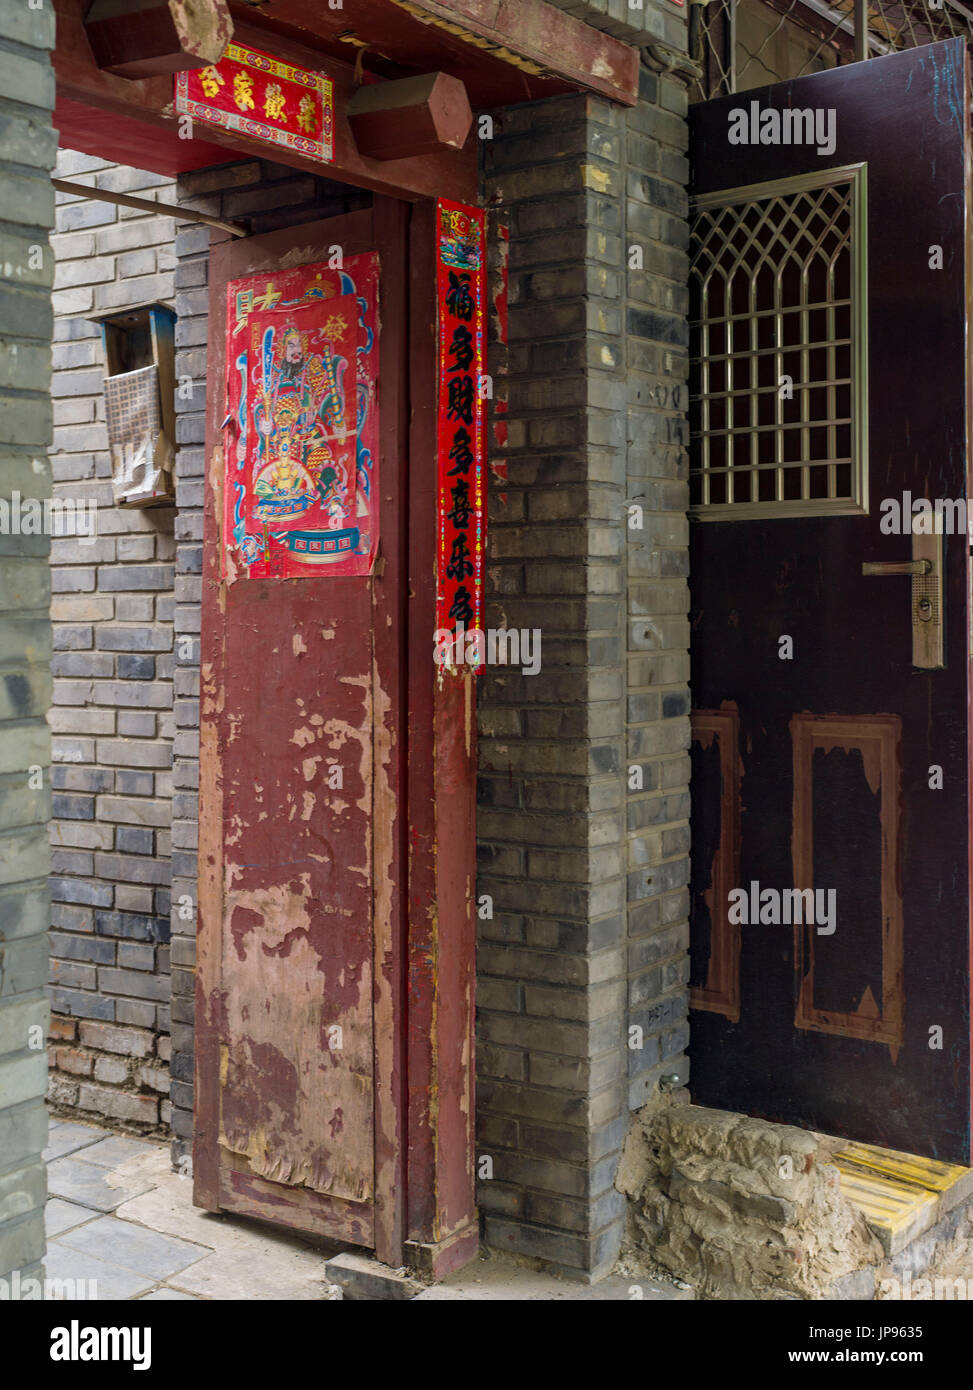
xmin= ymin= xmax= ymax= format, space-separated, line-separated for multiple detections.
xmin=690 ymin=165 xmax=868 ymax=518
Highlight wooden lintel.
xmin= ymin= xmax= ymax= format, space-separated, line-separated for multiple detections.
xmin=390 ymin=0 xmax=640 ymax=105
xmin=53 ymin=1 xmax=477 ymax=204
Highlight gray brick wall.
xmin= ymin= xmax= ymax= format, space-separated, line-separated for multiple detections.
xmin=475 ymin=58 xmax=691 ymax=1278
xmin=46 ymin=152 xmax=176 ymax=1132
xmin=168 ymin=161 xmax=372 ymax=1167
xmin=0 ymin=0 xmax=56 ymax=1284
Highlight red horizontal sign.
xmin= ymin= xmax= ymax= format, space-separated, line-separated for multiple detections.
xmin=175 ymin=42 xmax=334 ymax=163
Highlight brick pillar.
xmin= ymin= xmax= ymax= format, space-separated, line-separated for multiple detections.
xmin=476 ymin=59 xmax=691 ymax=1280
xmin=0 ymin=0 xmax=57 ymax=1283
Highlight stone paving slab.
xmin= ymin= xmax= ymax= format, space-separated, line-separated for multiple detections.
xmin=114 ymin=1183 xmax=236 ymax=1250
xmin=44 ymin=1239 xmax=155 ymax=1301
xmin=45 ymin=1120 xmax=684 ymax=1302
xmin=44 ymin=1117 xmax=342 ymax=1300
xmin=45 ymin=1197 xmax=100 ymax=1239
xmin=55 ymin=1215 xmax=211 ymax=1282
xmin=72 ymin=1135 xmax=158 ymax=1169
xmin=168 ymin=1243 xmax=337 ymax=1301
xmin=47 ymin=1155 xmax=155 ymax=1212
xmin=115 ymin=1162 xmax=340 ymax=1260
xmin=44 ymin=1121 xmax=109 ymax=1163
xmin=43 ymin=1120 xmax=695 ymax=1302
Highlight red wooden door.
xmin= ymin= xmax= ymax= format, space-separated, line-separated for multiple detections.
xmin=194 ymin=201 xmax=409 ymax=1259
xmin=688 ymin=39 xmax=973 ymax=1162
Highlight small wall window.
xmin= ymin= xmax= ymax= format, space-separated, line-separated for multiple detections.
xmin=95 ymin=303 xmax=176 ymax=508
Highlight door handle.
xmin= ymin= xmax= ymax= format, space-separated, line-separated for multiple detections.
xmin=861 ymin=535 xmax=943 ymax=669
xmin=861 ymin=559 xmax=931 ymax=577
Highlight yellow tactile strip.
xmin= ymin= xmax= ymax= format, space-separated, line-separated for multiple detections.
xmin=835 ymin=1142 xmax=969 ymax=1193
xmin=833 ymin=1141 xmax=971 ymax=1241
xmin=836 ymin=1169 xmax=937 ymax=1238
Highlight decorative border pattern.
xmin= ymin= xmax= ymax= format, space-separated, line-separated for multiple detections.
xmin=176 ymin=42 xmax=334 ymax=164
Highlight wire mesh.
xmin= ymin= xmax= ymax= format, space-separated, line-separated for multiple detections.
xmin=690 ymin=0 xmax=973 ymax=102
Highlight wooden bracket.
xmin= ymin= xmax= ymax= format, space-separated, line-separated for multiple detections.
xmin=84 ymin=0 xmax=233 ymax=79
xmin=348 ymin=72 xmax=473 ymax=161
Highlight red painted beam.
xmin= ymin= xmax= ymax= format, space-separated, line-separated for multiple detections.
xmin=395 ymin=0 xmax=639 ymax=105
xmin=53 ymin=94 xmax=239 ymax=178
xmin=53 ymin=0 xmax=477 ymax=203
xmin=250 ymin=0 xmax=638 ymax=107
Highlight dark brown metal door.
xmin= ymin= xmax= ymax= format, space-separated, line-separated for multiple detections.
xmin=688 ymin=39 xmax=972 ymax=1162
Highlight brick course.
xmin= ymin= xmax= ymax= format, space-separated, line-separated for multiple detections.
xmin=46 ymin=151 xmax=176 ymax=1133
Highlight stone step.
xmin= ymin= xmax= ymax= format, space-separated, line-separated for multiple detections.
xmin=834 ymin=1141 xmax=973 ymax=1256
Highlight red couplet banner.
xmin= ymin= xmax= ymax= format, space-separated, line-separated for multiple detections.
xmin=435 ymin=199 xmax=487 ymax=657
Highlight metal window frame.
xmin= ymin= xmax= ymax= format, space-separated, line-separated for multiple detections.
xmin=690 ymin=163 xmax=869 ymax=521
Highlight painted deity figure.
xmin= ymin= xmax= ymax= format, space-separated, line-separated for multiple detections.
xmin=253 ymin=324 xmax=350 ymax=524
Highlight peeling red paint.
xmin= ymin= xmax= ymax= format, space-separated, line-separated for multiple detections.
xmin=229 ymin=904 xmax=262 ymax=962
xmin=196 ymin=202 xmax=477 ymax=1267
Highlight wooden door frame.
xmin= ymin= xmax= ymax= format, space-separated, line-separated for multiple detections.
xmin=194 ymin=195 xmax=478 ymax=1272
xmin=404 ymin=202 xmax=479 ymax=1275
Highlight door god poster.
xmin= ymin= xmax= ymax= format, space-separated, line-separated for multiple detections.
xmin=223 ymin=254 xmax=379 ymax=579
